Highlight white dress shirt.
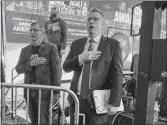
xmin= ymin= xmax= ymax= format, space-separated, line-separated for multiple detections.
xmin=77 ymin=34 xmax=102 ymax=95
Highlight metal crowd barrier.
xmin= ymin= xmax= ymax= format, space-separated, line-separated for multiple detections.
xmin=7 ymin=66 xmax=72 ymax=119
xmin=1 ymin=83 xmax=80 ymax=124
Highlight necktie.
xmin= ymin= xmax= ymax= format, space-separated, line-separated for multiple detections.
xmin=80 ymin=39 xmax=94 ymax=99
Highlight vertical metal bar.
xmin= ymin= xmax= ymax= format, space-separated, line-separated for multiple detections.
xmin=11 ymin=71 xmax=14 ymax=119
xmin=1 ymin=86 xmax=6 ymax=122
xmin=38 ymin=89 xmax=41 ymax=124
xmin=74 ymin=95 xmax=80 ymax=124
xmin=132 ymin=30 xmax=135 ymax=57
xmin=49 ymin=90 xmax=53 ymax=124
xmin=15 ymin=87 xmax=17 ymax=123
xmin=62 ymin=92 xmax=65 ymax=125
xmin=26 ymin=88 xmax=29 ymax=124
xmin=79 ymin=113 xmax=85 ymax=125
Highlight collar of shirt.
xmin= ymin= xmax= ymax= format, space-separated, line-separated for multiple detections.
xmin=87 ymin=34 xmax=102 ymax=43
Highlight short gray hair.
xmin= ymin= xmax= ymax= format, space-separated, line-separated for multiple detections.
xmin=88 ymin=8 xmax=104 ymax=18
xmin=31 ymin=22 xmax=45 ymax=29
xmin=30 ymin=21 xmax=45 ymax=32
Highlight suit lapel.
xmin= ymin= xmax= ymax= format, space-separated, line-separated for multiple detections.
xmin=78 ymin=37 xmax=87 ymax=69
xmin=92 ymin=35 xmax=107 ymax=66
xmin=97 ymin=35 xmax=107 ymax=53
xmin=80 ymin=37 xmax=87 ymax=52
xmin=27 ymin=44 xmax=32 ymax=60
xmin=39 ymin=41 xmax=45 ymax=56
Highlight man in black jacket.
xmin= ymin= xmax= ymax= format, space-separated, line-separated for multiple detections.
xmin=16 ymin=22 xmax=61 ymax=124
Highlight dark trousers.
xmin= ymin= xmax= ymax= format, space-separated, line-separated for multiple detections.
xmin=57 ymin=45 xmax=61 ymax=58
xmin=28 ymin=98 xmax=50 ymax=125
xmin=70 ymin=96 xmax=109 ymax=125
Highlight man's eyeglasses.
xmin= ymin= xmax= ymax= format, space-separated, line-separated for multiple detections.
xmin=29 ymin=28 xmax=43 ymax=32
xmin=51 ymin=8 xmax=57 ymax=11
xmin=87 ymin=17 xmax=103 ymax=22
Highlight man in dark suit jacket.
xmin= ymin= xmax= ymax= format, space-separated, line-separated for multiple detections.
xmin=63 ymin=8 xmax=123 ymax=124
xmin=16 ymin=22 xmax=61 ymax=124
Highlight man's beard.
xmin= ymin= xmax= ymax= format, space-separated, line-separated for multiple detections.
xmin=50 ymin=13 xmax=58 ymax=21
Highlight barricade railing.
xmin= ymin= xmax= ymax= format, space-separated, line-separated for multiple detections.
xmin=7 ymin=66 xmax=72 ymax=119
xmin=1 ymin=83 xmax=80 ymax=124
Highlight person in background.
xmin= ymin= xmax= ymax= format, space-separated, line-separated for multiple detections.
xmin=45 ymin=5 xmax=67 ymax=58
xmin=63 ymin=8 xmax=123 ymax=124
xmin=16 ymin=22 xmax=61 ymax=124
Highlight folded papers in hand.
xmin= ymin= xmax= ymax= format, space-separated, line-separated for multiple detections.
xmin=92 ymin=89 xmax=124 ymax=114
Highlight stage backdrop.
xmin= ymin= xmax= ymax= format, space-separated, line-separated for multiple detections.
xmin=5 ymin=1 xmax=88 ymax=43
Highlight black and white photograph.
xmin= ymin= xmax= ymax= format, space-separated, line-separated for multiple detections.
xmin=0 ymin=0 xmax=166 ymax=124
